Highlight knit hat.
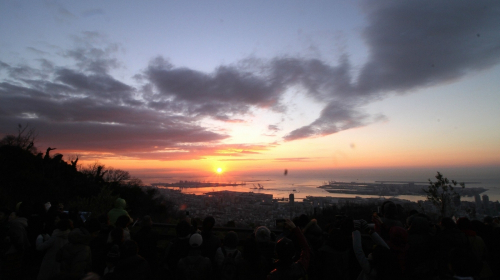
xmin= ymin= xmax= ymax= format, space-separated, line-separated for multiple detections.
xmin=189 ymin=233 xmax=203 ymax=248
xmin=255 ymin=226 xmax=271 ymax=243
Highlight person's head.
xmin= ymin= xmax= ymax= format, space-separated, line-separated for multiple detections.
xmin=85 ymin=218 xmax=102 ymax=237
xmin=14 ymin=201 xmax=28 ymax=218
xmin=408 ymin=216 xmax=429 ymax=234
xmin=224 ymin=231 xmax=239 ymax=250
xmin=440 ymin=217 xmax=457 ymax=229
xmin=483 ymin=216 xmax=493 ymax=225
xmin=115 ymin=215 xmax=131 ymax=229
xmin=110 ymin=227 xmax=124 ymax=244
xmin=56 ymin=218 xmax=73 ymax=231
xmin=44 ymin=202 xmax=51 ymax=212
xmin=295 ymin=214 xmax=309 ymax=228
xmin=275 ymin=237 xmax=295 ymax=265
xmin=456 ymin=217 xmax=471 ymax=231
xmin=202 ymin=216 xmax=215 ymax=231
xmin=382 ymin=201 xmax=398 ymax=219
xmin=405 ymin=210 xmax=418 ymax=227
xmin=141 ymin=215 xmax=152 ymax=226
xmin=189 ymin=233 xmax=203 ymax=249
xmin=114 ymin=198 xmax=126 ymax=209
xmin=176 ymin=220 xmax=191 ymax=239
xmin=255 ymin=226 xmax=271 ymax=243
xmin=470 ymin=220 xmax=486 ymax=235
xmin=54 ymin=213 xmax=62 ymax=226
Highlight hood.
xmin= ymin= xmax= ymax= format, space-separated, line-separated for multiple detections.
xmin=114 ymin=198 xmax=126 ymax=209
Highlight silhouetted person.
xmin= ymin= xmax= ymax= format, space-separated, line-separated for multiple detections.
xmin=162 ymin=220 xmax=192 ymax=277
xmin=36 ymin=219 xmax=72 ymax=280
xmin=240 ymin=226 xmax=275 ymax=279
xmin=0 ymin=207 xmax=12 ymax=256
xmin=352 ymin=229 xmax=402 ymax=280
xmin=456 ymin=217 xmax=492 ymax=279
xmin=214 ymin=231 xmax=242 ymax=280
xmin=200 ymin=216 xmax=221 ymax=267
xmin=177 ymin=233 xmax=212 ymax=280
xmin=104 ymin=240 xmax=150 ymax=280
xmin=268 ymin=219 xmax=310 ymax=280
xmin=108 ymin=198 xmax=132 ymax=226
xmin=2 ymin=202 xmax=30 ymax=279
xmin=58 ymin=224 xmax=93 ymax=279
xmin=133 ymin=215 xmax=159 ymax=273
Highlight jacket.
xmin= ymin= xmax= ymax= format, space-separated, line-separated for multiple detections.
xmin=107 ymin=198 xmax=131 ymax=226
xmin=36 ymin=229 xmax=70 ymax=280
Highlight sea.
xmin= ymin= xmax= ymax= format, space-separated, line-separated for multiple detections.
xmin=136 ymin=167 xmax=500 ymax=203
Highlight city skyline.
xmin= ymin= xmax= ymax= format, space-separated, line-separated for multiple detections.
xmin=1 ymin=1 xmax=499 ymax=178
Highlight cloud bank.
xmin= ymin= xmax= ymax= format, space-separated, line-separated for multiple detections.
xmin=1 ymin=0 xmax=499 ymax=160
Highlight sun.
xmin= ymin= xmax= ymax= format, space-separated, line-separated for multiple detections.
xmin=216 ymin=167 xmax=223 ymax=174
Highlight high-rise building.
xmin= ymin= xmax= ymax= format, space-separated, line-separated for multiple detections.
xmin=475 ymin=194 xmax=482 ymax=210
xmin=483 ymin=194 xmax=490 ymax=210
xmin=289 ymin=193 xmax=294 ymax=207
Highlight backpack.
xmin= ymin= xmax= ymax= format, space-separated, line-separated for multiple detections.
xmin=220 ymin=247 xmax=239 ymax=280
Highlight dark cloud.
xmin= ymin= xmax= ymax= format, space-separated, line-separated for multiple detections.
xmin=81 ymin=9 xmax=105 ymax=17
xmin=27 ymin=47 xmax=50 ymax=55
xmin=268 ymin=125 xmax=280 ymax=132
xmin=45 ymin=1 xmax=76 ymax=23
xmin=357 ymin=0 xmax=500 ymax=94
xmin=54 ymin=68 xmax=135 ymax=103
xmin=0 ymin=45 xmax=231 ymax=160
xmin=65 ymin=47 xmax=121 ymax=74
xmin=284 ymin=0 xmax=500 ymax=140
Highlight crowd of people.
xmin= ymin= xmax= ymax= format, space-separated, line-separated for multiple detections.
xmin=1 ymin=198 xmax=500 ymax=280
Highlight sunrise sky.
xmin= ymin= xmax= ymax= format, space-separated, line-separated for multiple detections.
xmin=1 ymin=1 xmax=499 ymax=178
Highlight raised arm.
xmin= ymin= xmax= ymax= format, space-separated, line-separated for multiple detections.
xmin=286 ymin=219 xmax=311 ymax=270
xmin=370 ymin=231 xmax=389 ymax=249
xmin=352 ymin=230 xmax=372 ymax=276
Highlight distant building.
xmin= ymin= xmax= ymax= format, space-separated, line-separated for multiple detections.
xmin=475 ymin=194 xmax=482 ymax=210
xmin=483 ymin=194 xmax=490 ymax=210
xmin=289 ymin=193 xmax=294 ymax=207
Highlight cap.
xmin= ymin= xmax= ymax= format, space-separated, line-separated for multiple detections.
xmin=189 ymin=233 xmax=203 ymax=248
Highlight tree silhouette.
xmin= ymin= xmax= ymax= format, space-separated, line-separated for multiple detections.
xmin=423 ymin=172 xmax=464 ymax=218
xmin=104 ymin=168 xmax=131 ymax=184
xmin=0 ymin=123 xmax=38 ymax=154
